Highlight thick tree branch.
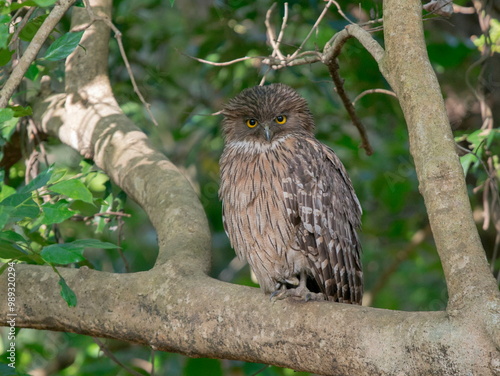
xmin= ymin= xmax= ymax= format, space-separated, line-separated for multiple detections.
xmin=5 ymin=264 xmax=500 ymax=376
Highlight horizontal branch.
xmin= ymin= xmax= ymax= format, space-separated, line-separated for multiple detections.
xmin=1 ymin=263 xmax=497 ymax=376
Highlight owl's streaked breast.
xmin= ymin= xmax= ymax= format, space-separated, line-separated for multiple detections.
xmin=219 ymin=136 xmax=305 ymax=292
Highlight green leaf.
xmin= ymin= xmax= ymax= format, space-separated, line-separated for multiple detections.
xmin=184 ymin=358 xmax=222 ymax=376
xmin=10 ymin=105 xmax=32 ymax=118
xmin=0 ymin=193 xmax=40 ymax=222
xmin=10 ymin=1 xmax=40 ymax=10
xmin=43 ymin=31 xmax=84 ymax=61
xmin=0 ymin=117 xmax=18 ymax=142
xmin=0 ymin=262 xmax=8 ymax=275
xmin=0 ymin=205 xmax=13 ymax=230
xmin=0 ymin=230 xmax=26 ymax=244
xmin=19 ymin=15 xmax=48 ymax=42
xmin=95 ymin=194 xmax=112 ymax=233
xmin=0 ymin=48 xmax=14 ymax=66
xmin=0 ymin=363 xmax=21 ymax=376
xmin=34 ymin=0 xmax=59 ymax=6
xmin=20 ymin=166 xmax=54 ymax=194
xmin=460 ymin=153 xmax=476 ymax=176
xmin=169 ymin=0 xmax=175 ymax=6
xmin=41 ymin=243 xmax=85 ymax=264
xmin=48 ymin=168 xmax=67 ymax=184
xmin=70 ymin=239 xmax=120 ymax=249
xmin=0 ymin=240 xmax=27 ymax=259
xmin=59 ymin=277 xmax=77 ymax=307
xmin=25 ymin=63 xmax=40 ymax=81
xmin=0 ymin=184 xmax=16 ymax=202
xmin=49 ymin=179 xmax=93 ymax=204
xmin=0 ymin=108 xmax=14 ymax=124
xmin=40 ymin=200 xmax=74 ymax=225
xmin=0 ymin=15 xmax=10 ymax=49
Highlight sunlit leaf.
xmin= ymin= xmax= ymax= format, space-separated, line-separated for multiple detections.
xmin=0 ymin=201 xmax=13 ymax=229
xmin=10 ymin=105 xmax=32 ymax=118
xmin=0 ymin=193 xmax=40 ymax=221
xmin=41 ymin=243 xmax=86 ymax=264
xmin=49 ymin=179 xmax=93 ymax=204
xmin=0 ymin=240 xmax=27 ymax=259
xmin=95 ymin=194 xmax=112 ymax=233
xmin=20 ymin=166 xmax=54 ymax=194
xmin=0 ymin=14 xmax=10 ymax=49
xmin=40 ymin=200 xmax=74 ymax=225
xmin=0 ymin=230 xmax=27 ymax=244
xmin=43 ymin=31 xmax=84 ymax=61
xmin=0 ymin=117 xmax=18 ymax=142
xmin=25 ymin=63 xmax=40 ymax=81
xmin=34 ymin=0 xmax=59 ymax=6
xmin=461 ymin=153 xmax=474 ymax=175
xmin=0 ymin=108 xmax=13 ymax=124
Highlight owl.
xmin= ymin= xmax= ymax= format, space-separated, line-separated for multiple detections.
xmin=219 ymin=83 xmax=363 ymax=304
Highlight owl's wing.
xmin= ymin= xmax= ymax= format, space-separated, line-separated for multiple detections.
xmin=283 ymin=139 xmax=363 ymax=304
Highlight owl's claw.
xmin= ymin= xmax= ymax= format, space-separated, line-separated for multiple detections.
xmin=270 ymin=271 xmax=326 ymax=301
xmin=270 ymin=286 xmax=326 ymax=302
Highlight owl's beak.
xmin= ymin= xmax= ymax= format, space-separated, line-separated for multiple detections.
xmin=263 ymin=124 xmax=272 ymax=142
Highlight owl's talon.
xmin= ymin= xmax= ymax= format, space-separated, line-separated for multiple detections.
xmin=270 ymin=286 xmax=326 ymax=302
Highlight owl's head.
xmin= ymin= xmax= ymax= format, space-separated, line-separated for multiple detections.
xmin=222 ymin=84 xmax=314 ymax=144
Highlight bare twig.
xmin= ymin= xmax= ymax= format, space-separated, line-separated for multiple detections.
xmin=0 ymin=0 xmax=77 ymax=108
xmin=191 ymin=3 xmax=385 ymax=156
xmin=265 ymin=3 xmax=285 ymax=60
xmin=367 ymin=226 xmax=432 ymax=305
xmin=80 ymin=0 xmax=158 ymax=126
xmin=329 ymin=0 xmax=356 ymax=25
xmin=116 ymin=214 xmax=131 ymax=273
xmin=353 ymin=88 xmax=397 ymax=105
xmin=453 ymin=5 xmax=476 ymax=14
xmin=423 ymin=0 xmax=454 ymax=17
xmin=322 ymin=24 xmax=385 ymax=155
xmin=93 ymin=337 xmax=144 ymax=376
xmin=326 ymin=58 xmax=373 ymax=155
xmin=71 ymin=211 xmax=132 ymax=221
xmin=290 ymin=0 xmax=334 ymax=60
xmin=275 ymin=3 xmax=289 ymax=54
xmin=181 ymin=53 xmax=256 ymax=67
xmin=9 ymin=7 xmax=37 ymax=48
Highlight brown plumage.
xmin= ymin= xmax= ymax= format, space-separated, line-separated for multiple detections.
xmin=219 ymin=84 xmax=363 ymax=304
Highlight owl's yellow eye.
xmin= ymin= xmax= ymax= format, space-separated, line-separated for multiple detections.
xmin=246 ymin=119 xmax=258 ymax=128
xmin=275 ymin=115 xmax=287 ymax=124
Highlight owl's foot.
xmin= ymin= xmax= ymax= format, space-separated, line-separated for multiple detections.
xmin=270 ymin=286 xmax=326 ymax=302
xmin=270 ymin=271 xmax=326 ymax=302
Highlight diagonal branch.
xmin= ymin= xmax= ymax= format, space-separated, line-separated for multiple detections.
xmin=0 ymin=0 xmax=77 ymax=108
xmin=34 ymin=0 xmax=211 ymax=270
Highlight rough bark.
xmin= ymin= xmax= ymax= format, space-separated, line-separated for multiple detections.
xmin=0 ymin=0 xmax=499 ymax=375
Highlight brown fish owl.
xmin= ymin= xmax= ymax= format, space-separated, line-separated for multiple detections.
xmin=219 ymin=84 xmax=363 ymax=304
